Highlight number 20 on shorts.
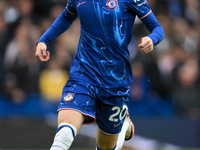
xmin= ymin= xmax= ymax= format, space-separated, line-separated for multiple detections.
xmin=109 ymin=105 xmax=128 ymax=122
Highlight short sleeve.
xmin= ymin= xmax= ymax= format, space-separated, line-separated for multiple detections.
xmin=126 ymin=0 xmax=152 ymax=19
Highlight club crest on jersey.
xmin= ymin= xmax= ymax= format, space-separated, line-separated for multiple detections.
xmin=64 ymin=93 xmax=74 ymax=103
xmin=106 ymin=0 xmax=118 ymax=10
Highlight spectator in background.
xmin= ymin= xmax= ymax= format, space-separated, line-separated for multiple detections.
xmin=39 ymin=58 xmax=69 ymax=102
xmin=3 ymin=20 xmax=40 ymax=103
xmin=0 ymin=0 xmax=199 ymax=121
xmin=173 ymin=18 xmax=199 ymax=54
xmin=128 ymin=60 xmax=151 ymax=116
xmin=52 ymin=42 xmax=75 ymax=71
xmin=0 ymin=1 xmax=8 ymax=59
xmin=173 ymin=57 xmax=200 ymax=120
xmin=39 ymin=40 xmax=72 ymax=102
xmin=167 ymin=0 xmax=183 ymax=20
xmin=0 ymin=2 xmax=7 ymax=92
xmin=18 ymin=0 xmax=34 ymax=19
xmin=184 ymin=0 xmax=200 ymax=25
xmin=129 ymin=60 xmax=174 ymax=117
xmin=0 ymin=1 xmax=68 ymax=103
xmin=58 ymin=18 xmax=80 ymax=54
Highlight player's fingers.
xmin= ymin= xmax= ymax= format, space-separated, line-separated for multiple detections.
xmin=138 ymin=41 xmax=150 ymax=53
xmin=35 ymin=42 xmax=48 ymax=61
xmin=143 ymin=46 xmax=153 ymax=53
xmin=41 ymin=49 xmax=46 ymax=57
xmin=145 ymin=45 xmax=153 ymax=52
xmin=35 ymin=50 xmax=49 ymax=62
xmin=35 ymin=51 xmax=41 ymax=60
xmin=35 ymin=53 xmax=39 ymax=59
xmin=138 ymin=37 xmax=153 ymax=53
xmin=138 ymin=40 xmax=149 ymax=48
xmin=45 ymin=51 xmax=50 ymax=60
xmin=46 ymin=51 xmax=50 ymax=56
xmin=140 ymin=42 xmax=150 ymax=50
xmin=39 ymin=51 xmax=50 ymax=62
xmin=139 ymin=42 xmax=150 ymax=52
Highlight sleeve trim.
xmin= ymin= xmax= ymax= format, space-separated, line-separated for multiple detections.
xmin=66 ymin=8 xmax=75 ymax=15
xmin=140 ymin=10 xmax=152 ymax=20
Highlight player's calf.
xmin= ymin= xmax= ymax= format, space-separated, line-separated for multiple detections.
xmin=125 ymin=113 xmax=135 ymax=141
xmin=115 ymin=113 xmax=135 ymax=150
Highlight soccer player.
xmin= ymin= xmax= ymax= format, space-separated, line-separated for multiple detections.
xmin=35 ymin=0 xmax=165 ymax=149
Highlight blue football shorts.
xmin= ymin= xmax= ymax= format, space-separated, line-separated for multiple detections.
xmin=58 ymin=78 xmax=130 ymax=135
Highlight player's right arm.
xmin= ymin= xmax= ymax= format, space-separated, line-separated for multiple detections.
xmin=35 ymin=0 xmax=77 ymax=61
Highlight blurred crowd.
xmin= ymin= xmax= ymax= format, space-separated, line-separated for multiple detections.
xmin=0 ymin=0 xmax=200 ymax=120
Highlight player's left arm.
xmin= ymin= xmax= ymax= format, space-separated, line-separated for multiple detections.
xmin=126 ymin=0 xmax=165 ymax=53
xmin=139 ymin=12 xmax=165 ymax=53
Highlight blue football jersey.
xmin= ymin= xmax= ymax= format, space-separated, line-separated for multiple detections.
xmin=67 ymin=0 xmax=152 ymax=88
xmin=38 ymin=0 xmax=164 ymax=88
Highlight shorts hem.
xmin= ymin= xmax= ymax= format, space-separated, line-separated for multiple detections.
xmin=58 ymin=108 xmax=96 ymax=125
xmin=98 ymin=126 xmax=120 ymax=135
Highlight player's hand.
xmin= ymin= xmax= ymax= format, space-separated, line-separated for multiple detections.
xmin=138 ymin=37 xmax=153 ymax=54
xmin=35 ymin=42 xmax=50 ymax=62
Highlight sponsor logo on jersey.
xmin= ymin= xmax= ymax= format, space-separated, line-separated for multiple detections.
xmin=77 ymin=1 xmax=86 ymax=6
xmin=64 ymin=93 xmax=74 ymax=102
xmin=106 ymin=0 xmax=118 ymax=10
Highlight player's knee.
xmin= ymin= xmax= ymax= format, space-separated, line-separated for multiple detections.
xmin=50 ymin=123 xmax=77 ymax=150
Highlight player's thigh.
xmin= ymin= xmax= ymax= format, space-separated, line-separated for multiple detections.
xmin=96 ymin=100 xmax=128 ymax=135
xmin=96 ymin=126 xmax=119 ymax=149
xmin=58 ymin=109 xmax=86 ymax=132
xmin=96 ymin=101 xmax=128 ymax=149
